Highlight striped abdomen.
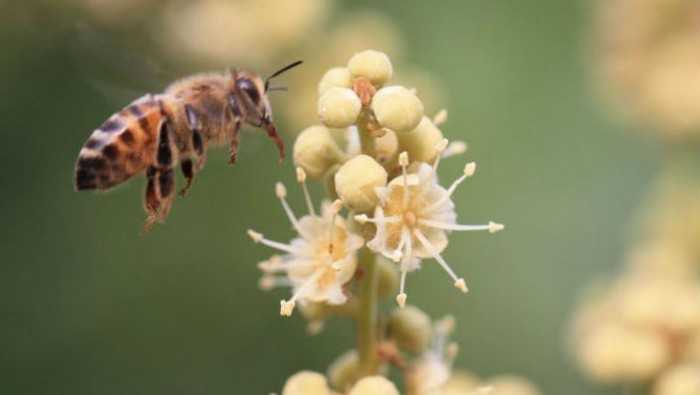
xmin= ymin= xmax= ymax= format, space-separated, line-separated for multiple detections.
xmin=75 ymin=94 xmax=168 ymax=191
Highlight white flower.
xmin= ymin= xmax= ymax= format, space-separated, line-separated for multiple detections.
xmin=249 ymin=168 xmax=364 ymax=316
xmin=355 ymin=145 xmax=503 ymax=307
xmin=406 ymin=316 xmax=459 ymax=395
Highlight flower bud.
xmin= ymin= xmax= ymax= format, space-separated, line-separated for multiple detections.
xmin=654 ymin=363 xmax=700 ymax=395
xmin=577 ymin=323 xmax=669 ymax=382
xmin=318 ymin=87 xmax=362 ymax=128
xmin=348 ymin=376 xmax=399 ymax=395
xmin=319 ymin=67 xmax=353 ymax=95
xmin=441 ymin=371 xmax=482 ymax=395
xmin=282 ymin=371 xmax=331 ymax=395
xmin=374 ymin=130 xmax=399 ymax=168
xmin=335 ymin=155 xmax=387 ymax=212
xmin=327 ymin=350 xmax=360 ymax=392
xmin=294 ymin=125 xmax=346 ymax=179
xmin=388 ymin=305 xmax=432 ymax=353
xmin=487 ymin=375 xmax=541 ymax=395
xmin=377 ymin=256 xmax=399 ymax=299
xmin=396 ymin=116 xmax=444 ymax=163
xmin=371 ymin=86 xmax=424 ymax=132
xmin=348 ymin=49 xmax=393 ymax=86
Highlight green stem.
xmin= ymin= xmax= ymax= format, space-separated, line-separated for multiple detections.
xmin=356 ymin=246 xmax=381 ymax=376
xmin=358 ymin=110 xmax=377 ymax=157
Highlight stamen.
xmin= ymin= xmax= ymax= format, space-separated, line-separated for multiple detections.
xmin=327 ymin=199 xmax=343 ymax=254
xmin=418 ymin=219 xmax=496 ymax=232
xmin=433 ymin=109 xmax=448 ymax=126
xmin=445 ymin=162 xmax=475 ymax=195
xmin=432 ymin=138 xmax=449 ymax=171
xmin=248 ymin=229 xmax=302 ymax=254
xmin=414 ymin=228 xmax=468 ymax=293
xmin=276 ymin=182 xmax=301 ymax=231
xmin=399 ymin=269 xmax=408 ymax=304
xmin=442 ymin=141 xmax=467 ymax=158
xmin=391 ymin=231 xmax=408 ymax=262
xmin=257 ymin=257 xmax=284 ymax=272
xmin=402 ymin=227 xmax=413 ymax=266
xmin=258 ymin=259 xmax=316 ymax=273
xmin=396 ymin=292 xmax=407 ymax=308
xmin=446 ymin=342 xmax=459 ymax=360
xmin=280 ymin=300 xmax=296 ymax=316
xmin=423 ymin=162 xmax=475 ymax=213
xmin=259 ymin=275 xmax=292 ymax=290
xmin=399 ymin=151 xmax=410 ymax=208
xmin=436 ymin=315 xmax=456 ymax=335
xmin=353 ymin=214 xmax=401 ymax=224
xmin=280 ymin=270 xmax=323 ymax=316
xmin=296 ymin=167 xmax=316 ymax=216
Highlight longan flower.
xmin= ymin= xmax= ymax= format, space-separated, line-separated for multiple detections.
xmin=405 ymin=316 xmax=459 ymax=395
xmin=654 ymin=363 xmax=700 ymax=395
xmin=596 ymin=0 xmax=700 ymax=137
xmin=282 ymin=371 xmax=332 ymax=395
xmin=348 ymin=376 xmax=400 ymax=395
xmin=570 ymin=267 xmax=700 ymax=383
xmin=355 ymin=148 xmax=504 ymax=307
xmin=249 ymin=169 xmax=364 ymax=317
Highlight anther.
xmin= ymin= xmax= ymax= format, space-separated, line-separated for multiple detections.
xmin=488 ymin=221 xmax=505 ymax=233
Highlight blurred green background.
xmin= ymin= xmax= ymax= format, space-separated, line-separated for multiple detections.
xmin=2 ymin=1 xmax=660 ymax=394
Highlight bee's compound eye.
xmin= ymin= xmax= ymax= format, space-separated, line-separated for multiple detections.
xmin=236 ymin=78 xmax=260 ymax=105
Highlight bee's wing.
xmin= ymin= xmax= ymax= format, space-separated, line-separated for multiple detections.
xmin=68 ymin=21 xmax=179 ymax=106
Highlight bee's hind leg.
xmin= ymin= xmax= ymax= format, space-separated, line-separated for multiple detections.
xmin=143 ymin=166 xmax=161 ymax=232
xmin=178 ymin=158 xmax=195 ymax=197
xmin=143 ymin=118 xmax=178 ymax=232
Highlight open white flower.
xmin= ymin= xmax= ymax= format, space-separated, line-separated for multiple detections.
xmin=249 ymin=168 xmax=364 ymax=317
xmin=355 ymin=144 xmax=504 ymax=307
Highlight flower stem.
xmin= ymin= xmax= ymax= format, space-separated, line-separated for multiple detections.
xmin=356 ymin=246 xmax=381 ymax=376
xmin=358 ymin=110 xmax=377 ymax=157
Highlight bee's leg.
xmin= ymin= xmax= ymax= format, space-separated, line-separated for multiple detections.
xmin=143 ymin=118 xmax=178 ymax=231
xmin=185 ymin=104 xmax=207 ymax=170
xmin=263 ymin=121 xmax=285 ymax=162
xmin=228 ymin=117 xmax=242 ymax=165
xmin=226 ymin=95 xmax=243 ymax=165
xmin=143 ymin=166 xmax=161 ymax=232
xmin=178 ymin=158 xmax=195 ymax=196
xmin=156 ymin=168 xmax=175 ymax=221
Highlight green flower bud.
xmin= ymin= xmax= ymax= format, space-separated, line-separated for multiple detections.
xmin=371 ymin=86 xmax=424 ymax=132
xmin=335 ymin=155 xmax=387 ymax=212
xmin=319 ymin=67 xmax=353 ymax=95
xmin=377 ymin=256 xmax=399 ymax=299
xmin=294 ymin=125 xmax=346 ymax=179
xmin=348 ymin=376 xmax=399 ymax=395
xmin=388 ymin=305 xmax=433 ymax=353
xmin=348 ymin=49 xmax=393 ymax=86
xmin=318 ymin=87 xmax=362 ymax=128
xmin=327 ymin=350 xmax=360 ymax=392
xmin=396 ymin=116 xmax=445 ymax=164
xmin=282 ymin=371 xmax=331 ymax=395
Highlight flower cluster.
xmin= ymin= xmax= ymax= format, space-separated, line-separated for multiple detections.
xmin=595 ymin=0 xmax=700 ymax=138
xmin=252 ymin=49 xmax=503 ymax=314
xmin=281 ymin=312 xmax=540 ymax=395
xmin=249 ymin=50 xmax=538 ymax=394
xmin=569 ymin=168 xmax=700 ymax=394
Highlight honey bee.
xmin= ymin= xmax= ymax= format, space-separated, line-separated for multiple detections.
xmin=74 ymin=61 xmax=303 ymax=230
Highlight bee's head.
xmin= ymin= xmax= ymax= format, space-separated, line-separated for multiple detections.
xmin=233 ymin=60 xmax=302 ymax=125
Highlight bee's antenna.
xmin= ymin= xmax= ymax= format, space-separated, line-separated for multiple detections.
xmin=265 ymin=60 xmax=303 ymax=91
xmin=267 ymin=86 xmax=288 ymax=92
